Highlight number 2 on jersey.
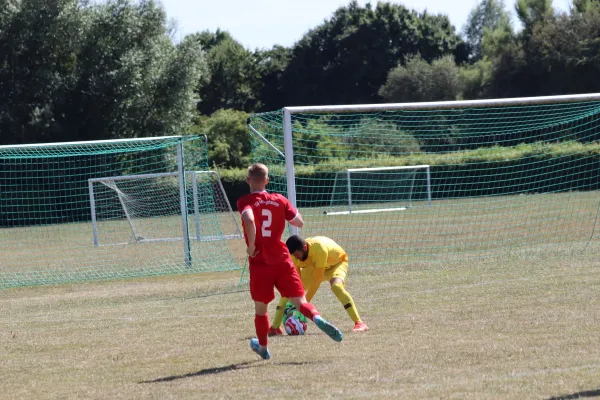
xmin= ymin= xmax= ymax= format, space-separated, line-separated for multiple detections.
xmin=261 ymin=209 xmax=272 ymax=237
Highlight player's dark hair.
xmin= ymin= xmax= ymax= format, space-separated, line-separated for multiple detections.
xmin=286 ymin=235 xmax=306 ymax=253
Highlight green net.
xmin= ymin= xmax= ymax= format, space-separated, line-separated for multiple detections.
xmin=248 ymin=99 xmax=600 ymax=267
xmin=0 ymin=136 xmax=244 ymax=289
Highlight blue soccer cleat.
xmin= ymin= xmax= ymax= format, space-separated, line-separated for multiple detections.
xmin=249 ymin=338 xmax=271 ymax=360
xmin=313 ymin=315 xmax=343 ymax=342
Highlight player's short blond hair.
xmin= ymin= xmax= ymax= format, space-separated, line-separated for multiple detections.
xmin=247 ymin=163 xmax=268 ymax=181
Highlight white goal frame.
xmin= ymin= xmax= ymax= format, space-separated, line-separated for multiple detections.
xmin=88 ymin=170 xmax=241 ymax=248
xmin=325 ymin=165 xmax=432 ymax=216
xmin=265 ymin=93 xmax=600 ymax=234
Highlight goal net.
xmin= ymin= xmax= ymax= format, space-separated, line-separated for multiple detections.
xmin=248 ymin=94 xmax=600 ymax=267
xmin=89 ymin=171 xmax=241 ymax=246
xmin=326 ymin=165 xmax=431 ymax=215
xmin=0 ymin=137 xmax=243 ymax=289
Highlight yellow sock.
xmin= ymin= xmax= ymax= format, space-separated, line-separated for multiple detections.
xmin=331 ymin=283 xmax=361 ymax=323
xmin=271 ymin=297 xmax=288 ymax=329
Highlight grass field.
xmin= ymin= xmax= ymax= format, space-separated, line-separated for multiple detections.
xmin=3 ymin=190 xmax=600 ymax=398
xmin=3 ymin=190 xmax=599 ymax=284
xmin=3 ymin=241 xmax=600 ymax=399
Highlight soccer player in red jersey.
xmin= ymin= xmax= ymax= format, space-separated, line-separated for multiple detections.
xmin=237 ymin=163 xmax=343 ymax=360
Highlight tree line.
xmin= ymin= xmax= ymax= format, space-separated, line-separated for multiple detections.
xmin=1 ymin=0 xmax=600 ymax=169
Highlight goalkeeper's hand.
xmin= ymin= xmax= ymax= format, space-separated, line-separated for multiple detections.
xmin=284 ymin=301 xmax=307 ymax=323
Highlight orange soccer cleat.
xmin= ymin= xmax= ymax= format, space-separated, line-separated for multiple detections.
xmin=267 ymin=326 xmax=284 ymax=336
xmin=352 ymin=321 xmax=369 ymax=332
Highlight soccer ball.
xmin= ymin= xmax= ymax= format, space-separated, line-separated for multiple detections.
xmin=285 ymin=315 xmax=307 ymax=336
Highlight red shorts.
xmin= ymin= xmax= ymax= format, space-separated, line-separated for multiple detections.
xmin=249 ymin=257 xmax=304 ymax=304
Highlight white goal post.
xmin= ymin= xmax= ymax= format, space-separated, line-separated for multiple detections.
xmin=88 ymin=170 xmax=241 ymax=248
xmin=325 ymin=165 xmax=432 ymax=216
xmin=274 ymin=93 xmax=600 ymax=234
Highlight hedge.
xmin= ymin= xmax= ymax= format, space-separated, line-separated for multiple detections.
xmin=220 ymin=141 xmax=600 ymax=210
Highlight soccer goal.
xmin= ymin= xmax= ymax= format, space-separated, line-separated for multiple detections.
xmin=325 ymin=165 xmax=431 ymax=215
xmin=0 ymin=136 xmax=243 ymax=290
xmin=88 ymin=170 xmax=241 ymax=246
xmin=248 ymin=93 xmax=600 ymax=266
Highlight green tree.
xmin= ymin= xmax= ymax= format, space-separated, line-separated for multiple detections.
xmin=0 ymin=0 xmax=84 ymax=144
xmin=525 ymin=6 xmax=600 ymax=94
xmin=0 ymin=0 xmax=206 ymax=145
xmin=479 ymin=0 xmax=600 ymax=98
xmin=515 ymin=0 xmax=554 ymax=35
xmin=458 ymin=58 xmax=493 ymax=99
xmin=463 ymin=0 xmax=512 ymax=61
xmin=63 ymin=0 xmax=205 ymax=140
xmin=190 ymin=109 xmax=251 ymax=168
xmin=468 ymin=19 xmax=526 ymax=98
xmin=280 ymin=1 xmax=463 ymax=106
xmin=572 ymin=0 xmax=600 ymax=12
xmin=195 ymin=31 xmax=260 ymax=115
xmin=254 ymin=45 xmax=291 ymax=112
xmin=379 ymin=55 xmax=462 ymax=102
xmin=194 ymin=28 xmax=232 ymax=51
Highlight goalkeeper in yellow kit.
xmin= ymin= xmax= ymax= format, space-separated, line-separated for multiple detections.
xmin=268 ymin=235 xmax=369 ymax=335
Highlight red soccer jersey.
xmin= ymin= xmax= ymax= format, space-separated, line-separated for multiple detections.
xmin=236 ymin=190 xmax=298 ymax=266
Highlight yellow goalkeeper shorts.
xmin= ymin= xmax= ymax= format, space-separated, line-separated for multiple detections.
xmin=300 ymin=261 xmax=349 ymax=286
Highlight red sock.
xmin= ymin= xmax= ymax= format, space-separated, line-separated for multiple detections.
xmin=299 ymin=302 xmax=320 ymax=321
xmin=255 ymin=314 xmax=269 ymax=347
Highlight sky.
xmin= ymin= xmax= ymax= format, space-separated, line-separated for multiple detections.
xmin=161 ymin=0 xmax=573 ymax=50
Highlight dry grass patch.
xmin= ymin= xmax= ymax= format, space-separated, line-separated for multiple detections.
xmin=3 ymin=244 xmax=600 ymax=399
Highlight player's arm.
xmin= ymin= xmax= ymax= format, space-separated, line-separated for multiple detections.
xmin=289 ymin=211 xmax=304 ymax=229
xmin=304 ymin=245 xmax=327 ymax=302
xmin=282 ymin=195 xmax=304 ymax=229
xmin=241 ymin=209 xmax=257 ymax=257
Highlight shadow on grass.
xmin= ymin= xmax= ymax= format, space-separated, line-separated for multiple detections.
xmin=182 ymin=287 xmax=248 ymax=300
xmin=274 ymin=361 xmax=319 ymax=366
xmin=239 ymin=332 xmax=324 ymax=341
xmin=139 ymin=361 xmax=259 ymax=383
xmin=546 ymin=388 xmax=600 ymax=400
xmin=139 ymin=360 xmax=319 ymax=384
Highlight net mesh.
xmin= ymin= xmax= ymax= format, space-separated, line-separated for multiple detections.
xmin=0 ymin=137 xmax=243 ymax=289
xmin=90 ymin=171 xmax=241 ymax=245
xmin=327 ymin=167 xmax=429 ymax=214
xmin=248 ymin=100 xmax=600 ymax=266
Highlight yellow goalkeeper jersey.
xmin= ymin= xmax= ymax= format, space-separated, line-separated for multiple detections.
xmin=291 ymin=236 xmax=348 ymax=270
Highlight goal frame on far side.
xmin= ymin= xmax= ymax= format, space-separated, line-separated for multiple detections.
xmin=324 ymin=165 xmax=432 ymax=216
